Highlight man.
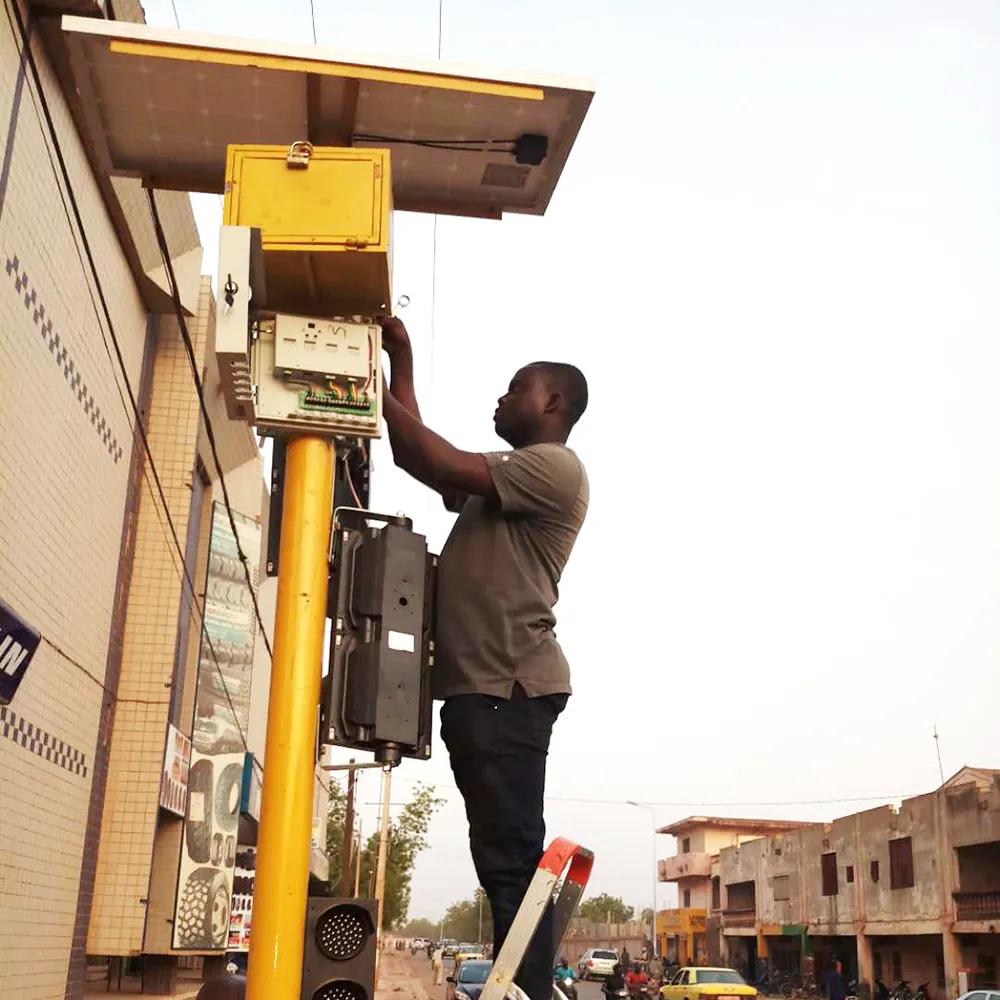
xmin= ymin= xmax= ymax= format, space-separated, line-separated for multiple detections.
xmin=626 ymin=962 xmax=649 ymax=996
xmin=603 ymin=964 xmax=626 ymax=1000
xmin=431 ymin=945 xmax=444 ymax=987
xmin=379 ymin=317 xmax=589 ymax=1000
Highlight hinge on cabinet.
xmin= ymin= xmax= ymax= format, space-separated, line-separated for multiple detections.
xmin=344 ymin=238 xmax=370 ymax=249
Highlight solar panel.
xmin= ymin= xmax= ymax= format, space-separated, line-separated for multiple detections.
xmin=60 ymin=16 xmax=595 ymax=219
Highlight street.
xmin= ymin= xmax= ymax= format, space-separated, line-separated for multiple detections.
xmin=378 ymin=950 xmax=611 ymax=1000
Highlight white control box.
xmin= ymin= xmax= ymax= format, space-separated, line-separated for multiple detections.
xmin=252 ymin=314 xmax=382 ymax=438
xmin=214 ymin=225 xmax=382 ymax=439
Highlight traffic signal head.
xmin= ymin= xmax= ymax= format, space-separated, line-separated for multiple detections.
xmin=302 ymin=897 xmax=378 ymax=1000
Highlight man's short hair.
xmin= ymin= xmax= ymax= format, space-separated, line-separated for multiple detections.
xmin=533 ymin=362 xmax=589 ymax=428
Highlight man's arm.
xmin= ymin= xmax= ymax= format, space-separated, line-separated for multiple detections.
xmin=379 ymin=317 xmax=422 ymax=420
xmin=379 ymin=317 xmax=468 ymax=511
xmin=383 ymin=388 xmax=498 ymax=502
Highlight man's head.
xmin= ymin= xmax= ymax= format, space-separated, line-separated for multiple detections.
xmin=493 ymin=362 xmax=588 ymax=448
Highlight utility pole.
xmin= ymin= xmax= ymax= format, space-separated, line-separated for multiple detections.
xmin=374 ymin=763 xmax=394 ymax=970
xmin=478 ymin=890 xmax=484 ymax=944
xmin=933 ymin=724 xmax=945 ymax=784
xmin=354 ymin=820 xmax=363 ymax=897
xmin=339 ymin=759 xmax=357 ymax=896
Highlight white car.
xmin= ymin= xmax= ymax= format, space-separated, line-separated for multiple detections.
xmin=956 ymin=991 xmax=1000 ymax=1000
xmin=578 ymin=948 xmax=619 ymax=980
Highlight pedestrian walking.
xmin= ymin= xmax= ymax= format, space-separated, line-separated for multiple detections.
xmin=432 ymin=946 xmax=444 ymax=987
xmin=379 ymin=317 xmax=589 ymax=1000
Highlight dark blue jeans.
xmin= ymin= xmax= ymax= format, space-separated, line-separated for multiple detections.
xmin=441 ymin=687 xmax=568 ymax=1000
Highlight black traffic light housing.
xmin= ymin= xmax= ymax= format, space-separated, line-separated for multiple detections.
xmin=301 ymin=896 xmax=377 ymax=1000
xmin=322 ymin=509 xmax=435 ymax=765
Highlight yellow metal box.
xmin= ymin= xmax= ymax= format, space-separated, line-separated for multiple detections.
xmin=224 ymin=144 xmax=393 ymax=317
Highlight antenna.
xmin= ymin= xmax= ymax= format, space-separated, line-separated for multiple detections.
xmin=933 ymin=724 xmax=945 ymax=784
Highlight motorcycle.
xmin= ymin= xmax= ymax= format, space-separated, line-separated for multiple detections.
xmin=554 ymin=973 xmax=578 ymax=1000
xmin=914 ymin=983 xmax=931 ymax=1000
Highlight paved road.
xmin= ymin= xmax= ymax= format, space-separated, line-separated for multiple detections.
xmin=578 ymin=980 xmax=607 ymax=1000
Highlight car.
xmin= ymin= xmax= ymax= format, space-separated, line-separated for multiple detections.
xmin=578 ymin=949 xmax=620 ymax=980
xmin=456 ymin=944 xmax=486 ymax=963
xmin=441 ymin=939 xmax=460 ymax=958
xmin=447 ymin=959 xmax=493 ymax=1000
xmin=660 ymin=967 xmax=757 ymax=1000
xmin=410 ymin=937 xmax=430 ymax=954
xmin=956 ymin=992 xmax=1000 ymax=1000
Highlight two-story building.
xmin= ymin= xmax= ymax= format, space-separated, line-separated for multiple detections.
xmin=657 ymin=817 xmax=812 ymax=966
xmin=716 ymin=767 xmax=1000 ymax=999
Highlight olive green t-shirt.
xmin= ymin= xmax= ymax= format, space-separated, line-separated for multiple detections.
xmin=433 ymin=442 xmax=589 ymax=700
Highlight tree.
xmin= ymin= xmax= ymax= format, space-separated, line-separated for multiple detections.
xmin=401 ymin=917 xmax=439 ymax=939
xmin=354 ymin=784 xmax=445 ymax=929
xmin=441 ymin=888 xmax=493 ymax=944
xmin=578 ymin=894 xmax=634 ymax=924
xmin=641 ymin=908 xmax=655 ymax=924
xmin=325 ymin=782 xmax=349 ymax=891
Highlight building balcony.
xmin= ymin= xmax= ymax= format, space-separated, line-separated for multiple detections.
xmin=659 ymin=852 xmax=714 ymax=882
xmin=722 ymin=908 xmax=757 ymax=929
xmin=954 ymin=891 xmax=1000 ymax=921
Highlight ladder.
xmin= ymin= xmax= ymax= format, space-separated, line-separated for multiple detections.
xmin=479 ymin=837 xmax=594 ymax=1000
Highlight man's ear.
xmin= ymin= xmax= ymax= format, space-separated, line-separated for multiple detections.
xmin=544 ymin=390 xmax=563 ymax=415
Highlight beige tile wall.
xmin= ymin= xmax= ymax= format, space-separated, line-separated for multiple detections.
xmin=142 ymin=278 xmax=268 ymax=956
xmin=87 ymin=293 xmax=211 ymax=955
xmin=0 ymin=8 xmax=152 ymax=998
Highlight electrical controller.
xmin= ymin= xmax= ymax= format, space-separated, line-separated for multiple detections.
xmin=322 ymin=510 xmax=435 ymax=765
xmin=215 ymin=225 xmax=382 ymax=439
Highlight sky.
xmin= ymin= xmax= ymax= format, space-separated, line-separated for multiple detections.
xmin=142 ymin=0 xmax=1000 ymax=923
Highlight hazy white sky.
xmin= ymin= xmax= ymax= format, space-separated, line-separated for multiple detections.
xmin=144 ymin=0 xmax=1000 ymax=922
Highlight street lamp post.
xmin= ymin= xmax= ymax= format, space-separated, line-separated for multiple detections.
xmin=628 ymin=801 xmax=659 ymax=959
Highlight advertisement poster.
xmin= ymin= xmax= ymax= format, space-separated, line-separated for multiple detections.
xmin=172 ymin=504 xmax=261 ymax=951
xmin=159 ymin=724 xmax=191 ymax=817
xmin=228 ymin=847 xmax=256 ymax=952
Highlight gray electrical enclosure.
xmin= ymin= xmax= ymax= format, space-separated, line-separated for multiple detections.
xmin=322 ymin=511 xmax=435 ymax=764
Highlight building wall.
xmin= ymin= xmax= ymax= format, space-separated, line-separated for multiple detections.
xmin=800 ymin=818 xmax=860 ymax=933
xmin=856 ymin=796 xmax=943 ymax=930
xmin=140 ymin=278 xmax=266 ymax=956
xmin=0 ymin=4 xmax=151 ymax=996
xmin=758 ymin=832 xmax=806 ymax=927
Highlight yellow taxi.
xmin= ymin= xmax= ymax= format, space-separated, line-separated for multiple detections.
xmin=660 ymin=967 xmax=758 ymax=1000
xmin=455 ymin=944 xmax=486 ymax=964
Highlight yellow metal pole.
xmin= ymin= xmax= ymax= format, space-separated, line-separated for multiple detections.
xmin=246 ymin=436 xmax=335 ymax=1000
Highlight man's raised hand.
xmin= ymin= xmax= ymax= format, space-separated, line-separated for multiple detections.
xmin=378 ymin=315 xmax=410 ymax=356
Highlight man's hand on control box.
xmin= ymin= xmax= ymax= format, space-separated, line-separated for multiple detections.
xmin=378 ymin=315 xmax=410 ymax=357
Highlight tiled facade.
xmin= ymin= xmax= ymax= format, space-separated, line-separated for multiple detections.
xmin=87 ymin=301 xmax=212 ymax=956
xmin=0 ymin=2 xmax=147 ymax=995
xmin=0 ymin=2 xmax=269 ymax=997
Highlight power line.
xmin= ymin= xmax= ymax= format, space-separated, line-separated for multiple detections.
xmin=146 ymin=188 xmax=275 ymax=661
xmin=388 ymin=776 xmax=913 ymax=809
xmin=1 ymin=0 xmax=264 ymax=775
xmin=309 ymin=0 xmax=317 ymax=44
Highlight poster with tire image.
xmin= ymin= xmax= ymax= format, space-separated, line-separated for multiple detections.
xmin=172 ymin=504 xmax=260 ymax=951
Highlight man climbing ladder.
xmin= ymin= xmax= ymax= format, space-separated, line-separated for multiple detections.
xmin=378 ymin=317 xmax=590 ymax=1000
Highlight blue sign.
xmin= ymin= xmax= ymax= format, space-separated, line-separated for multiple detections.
xmin=0 ymin=599 xmax=41 ymax=706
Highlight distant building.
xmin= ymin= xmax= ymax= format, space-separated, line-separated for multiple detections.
xmin=714 ymin=767 xmax=1000 ymax=998
xmin=656 ymin=817 xmax=811 ymax=966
